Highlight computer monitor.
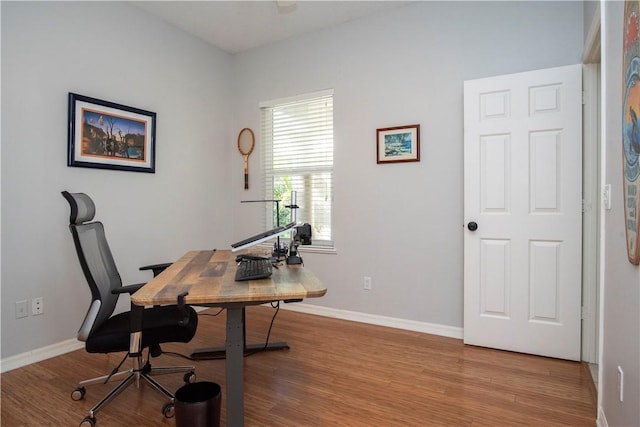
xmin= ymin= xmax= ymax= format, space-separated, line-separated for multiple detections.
xmin=230 ymin=222 xmax=296 ymax=252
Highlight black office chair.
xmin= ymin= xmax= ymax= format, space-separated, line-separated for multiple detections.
xmin=61 ymin=191 xmax=199 ymax=427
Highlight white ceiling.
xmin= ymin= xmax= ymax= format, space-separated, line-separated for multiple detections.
xmin=132 ymin=1 xmax=412 ymax=54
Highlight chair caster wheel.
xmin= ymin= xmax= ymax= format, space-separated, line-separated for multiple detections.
xmin=79 ymin=416 xmax=95 ymax=427
xmin=184 ymin=371 xmax=196 ymax=383
xmin=71 ymin=387 xmax=86 ymax=401
xmin=163 ymin=402 xmax=175 ymax=418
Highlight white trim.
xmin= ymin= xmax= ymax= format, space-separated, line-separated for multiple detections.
xmin=255 ymin=242 xmax=337 ymax=255
xmin=280 ymin=302 xmax=463 ymax=339
xmin=1 ymin=304 xmax=463 ymax=373
xmin=0 ymin=338 xmax=84 ymax=373
xmin=259 ymin=88 xmax=334 ymax=108
xmin=583 ymin=2 xmax=601 ymax=64
xmin=298 ymin=245 xmax=337 ymax=255
xmin=597 ymin=406 xmax=608 ymax=427
xmin=582 ymin=63 xmax=600 ymax=364
xmin=597 ymin=2 xmax=608 ymax=416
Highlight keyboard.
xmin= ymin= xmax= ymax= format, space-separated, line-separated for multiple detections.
xmin=235 ymin=258 xmax=273 ymax=281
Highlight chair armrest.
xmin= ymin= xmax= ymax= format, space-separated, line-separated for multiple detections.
xmin=112 ymin=283 xmax=145 ymax=295
xmin=140 ymin=262 xmax=172 ymax=277
xmin=77 ymin=300 xmax=101 ymax=341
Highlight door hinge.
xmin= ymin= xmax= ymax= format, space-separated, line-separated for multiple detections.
xmin=582 ymin=90 xmax=587 ymax=105
xmin=581 ymin=306 xmax=588 ymax=320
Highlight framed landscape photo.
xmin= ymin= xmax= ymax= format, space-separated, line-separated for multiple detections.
xmin=67 ymin=93 xmax=156 ymax=173
xmin=376 ymin=124 xmax=420 ymax=164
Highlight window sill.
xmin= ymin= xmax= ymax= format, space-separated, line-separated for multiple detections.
xmin=299 ymin=245 xmax=337 ymax=255
xmin=256 ymin=243 xmax=336 ymax=255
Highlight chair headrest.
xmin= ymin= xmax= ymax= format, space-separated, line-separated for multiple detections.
xmin=61 ymin=191 xmax=96 ymax=224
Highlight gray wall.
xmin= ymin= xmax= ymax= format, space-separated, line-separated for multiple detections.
xmin=1 ymin=0 xmax=589 ymax=376
xmin=1 ymin=1 xmax=234 ymax=358
xmin=601 ymin=2 xmax=640 ymax=425
xmin=231 ymin=1 xmax=584 ymax=327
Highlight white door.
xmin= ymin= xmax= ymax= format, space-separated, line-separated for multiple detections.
xmin=463 ymin=64 xmax=582 ymax=361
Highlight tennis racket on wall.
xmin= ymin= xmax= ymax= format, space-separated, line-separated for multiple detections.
xmin=237 ymin=128 xmax=255 ymax=189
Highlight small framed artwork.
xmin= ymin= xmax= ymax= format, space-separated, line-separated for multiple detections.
xmin=376 ymin=124 xmax=420 ymax=164
xmin=67 ymin=93 xmax=156 ymax=173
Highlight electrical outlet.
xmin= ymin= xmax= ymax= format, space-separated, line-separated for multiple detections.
xmin=31 ymin=297 xmax=44 ymax=316
xmin=363 ymin=276 xmax=372 ymax=290
xmin=15 ymin=300 xmax=28 ymax=319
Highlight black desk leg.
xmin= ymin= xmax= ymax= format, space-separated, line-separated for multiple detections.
xmin=190 ymin=307 xmax=289 ymax=360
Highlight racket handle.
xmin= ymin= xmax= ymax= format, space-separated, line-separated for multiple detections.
xmin=244 ymin=173 xmax=249 ymax=189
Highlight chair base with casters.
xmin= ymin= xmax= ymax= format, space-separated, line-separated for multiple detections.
xmin=69 ymin=297 xmax=197 ymax=427
xmin=61 ymin=191 xmax=199 ymax=427
xmin=67 ymin=290 xmax=198 ymax=427
xmin=71 ymin=348 xmax=196 ymax=427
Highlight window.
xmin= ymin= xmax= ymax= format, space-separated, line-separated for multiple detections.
xmin=260 ymin=90 xmax=334 ymax=248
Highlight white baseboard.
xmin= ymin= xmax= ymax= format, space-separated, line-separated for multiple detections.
xmin=1 ymin=338 xmax=84 ymax=373
xmin=279 ymin=302 xmax=464 ymax=339
xmin=597 ymin=406 xmax=608 ymax=427
xmin=0 ymin=305 xmax=462 ymax=373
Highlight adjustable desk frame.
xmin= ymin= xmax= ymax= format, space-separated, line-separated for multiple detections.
xmin=130 ymin=250 xmax=326 ymax=427
xmin=190 ymin=306 xmax=289 ymax=360
xmin=130 ymin=300 xmax=261 ymax=426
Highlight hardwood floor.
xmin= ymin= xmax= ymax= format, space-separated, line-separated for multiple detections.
xmin=1 ymin=306 xmax=596 ymax=426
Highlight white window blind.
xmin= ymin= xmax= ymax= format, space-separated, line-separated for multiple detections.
xmin=260 ymin=90 xmax=334 ymax=247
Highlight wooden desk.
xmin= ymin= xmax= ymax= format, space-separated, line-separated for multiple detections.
xmin=130 ymin=249 xmax=327 ymax=427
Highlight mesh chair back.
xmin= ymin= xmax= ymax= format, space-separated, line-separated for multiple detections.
xmin=62 ymin=192 xmax=122 ymax=339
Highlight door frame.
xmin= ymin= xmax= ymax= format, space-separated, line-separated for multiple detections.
xmin=581 ymin=3 xmax=602 ymax=416
xmin=581 ymin=0 xmax=602 ymax=369
xmin=582 ymin=63 xmax=600 ymax=365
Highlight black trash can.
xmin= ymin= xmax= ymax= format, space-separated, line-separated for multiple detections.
xmin=175 ymin=381 xmax=221 ymax=427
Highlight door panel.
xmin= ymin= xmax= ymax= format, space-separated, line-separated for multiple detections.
xmin=464 ymin=64 xmax=582 ymax=361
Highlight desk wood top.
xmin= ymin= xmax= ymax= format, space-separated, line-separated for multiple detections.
xmin=131 ymin=250 xmax=327 ymax=307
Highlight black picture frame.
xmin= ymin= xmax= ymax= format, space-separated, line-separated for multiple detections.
xmin=67 ymin=93 xmax=156 ymax=173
